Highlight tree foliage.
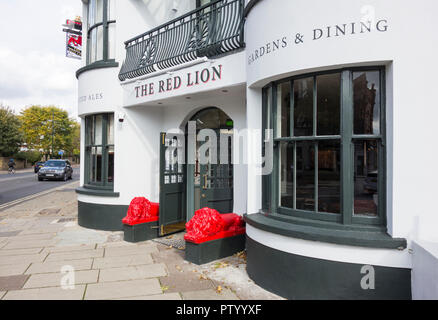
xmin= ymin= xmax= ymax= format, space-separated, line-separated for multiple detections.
xmin=0 ymin=105 xmax=22 ymax=156
xmin=19 ymin=106 xmax=79 ymax=158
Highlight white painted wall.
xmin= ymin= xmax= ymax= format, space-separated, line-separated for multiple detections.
xmin=412 ymin=241 xmax=438 ymax=300
xmin=77 ymin=2 xmax=248 ymax=215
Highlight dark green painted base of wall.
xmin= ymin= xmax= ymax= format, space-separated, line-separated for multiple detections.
xmin=185 ymin=234 xmax=246 ymax=265
xmin=123 ymin=221 xmax=159 ymax=243
xmin=78 ymin=201 xmax=129 ymax=231
xmin=246 ymin=236 xmax=412 ymax=300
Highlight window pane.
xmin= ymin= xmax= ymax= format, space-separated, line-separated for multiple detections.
xmin=318 ymin=141 xmax=341 ymax=214
xmin=108 ymin=0 xmax=116 ymax=20
xmin=354 ymin=140 xmax=379 ymax=216
xmin=89 ymin=28 xmax=97 ymax=63
xmin=264 ymin=86 xmax=272 ymax=138
xmin=296 ymin=142 xmax=315 ymax=211
xmin=107 ymin=114 xmax=114 ymax=145
xmin=317 ymin=73 xmax=341 ymax=135
xmin=85 ymin=117 xmax=92 ymax=145
xmin=96 ymin=25 xmax=104 ymax=61
xmin=353 ymin=71 xmax=380 ymax=135
xmin=88 ymin=0 xmax=96 ymax=25
xmin=95 ymin=0 xmax=104 ymax=24
xmin=279 ymin=142 xmax=294 ymax=208
xmin=108 ymin=23 xmax=116 ymax=60
xmin=94 ymin=115 xmax=103 ymax=145
xmin=294 ymin=77 xmax=313 ymax=137
xmin=108 ymin=145 xmax=114 ymax=183
xmin=276 ymin=82 xmax=291 ymax=137
xmin=95 ymin=146 xmax=102 ymax=182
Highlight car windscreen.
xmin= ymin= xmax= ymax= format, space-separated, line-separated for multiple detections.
xmin=44 ymin=161 xmax=66 ymax=167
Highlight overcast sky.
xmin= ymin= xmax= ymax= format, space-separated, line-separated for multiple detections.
xmin=0 ymin=0 xmax=82 ymax=121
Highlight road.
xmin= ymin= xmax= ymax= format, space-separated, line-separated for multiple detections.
xmin=0 ymin=169 xmax=80 ymax=206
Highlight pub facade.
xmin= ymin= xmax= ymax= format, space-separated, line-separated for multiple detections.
xmin=76 ymin=0 xmax=438 ymax=299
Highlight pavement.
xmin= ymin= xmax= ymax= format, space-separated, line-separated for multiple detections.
xmin=0 ymin=181 xmax=283 ymax=300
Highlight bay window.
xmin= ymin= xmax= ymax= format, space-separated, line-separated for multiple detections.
xmin=85 ymin=113 xmax=114 ymax=189
xmin=262 ymin=67 xmax=386 ymax=227
xmin=86 ymin=0 xmax=116 ymax=65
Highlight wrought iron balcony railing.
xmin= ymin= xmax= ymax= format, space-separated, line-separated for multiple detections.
xmin=118 ymin=0 xmax=245 ymax=81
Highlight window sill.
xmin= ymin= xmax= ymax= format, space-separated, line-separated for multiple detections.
xmin=244 ymin=212 xmax=407 ymax=250
xmin=75 ymin=186 xmax=119 ymax=198
xmin=76 ymin=60 xmax=119 ymax=79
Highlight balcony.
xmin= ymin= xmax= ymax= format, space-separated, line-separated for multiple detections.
xmin=118 ymin=0 xmax=245 ymax=81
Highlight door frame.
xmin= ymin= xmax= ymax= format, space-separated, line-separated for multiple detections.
xmin=184 ymin=107 xmax=234 ymax=221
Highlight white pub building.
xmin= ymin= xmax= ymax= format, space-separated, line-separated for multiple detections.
xmin=76 ymin=0 xmax=438 ymax=299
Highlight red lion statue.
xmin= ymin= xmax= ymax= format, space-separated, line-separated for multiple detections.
xmin=122 ymin=197 xmax=155 ymax=225
xmin=184 ymin=207 xmax=245 ymax=243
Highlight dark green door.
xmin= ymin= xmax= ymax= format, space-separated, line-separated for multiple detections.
xmin=199 ymin=128 xmax=233 ymax=213
xmin=200 ymin=162 xmax=233 ymax=213
xmin=159 ymin=132 xmax=186 ymax=236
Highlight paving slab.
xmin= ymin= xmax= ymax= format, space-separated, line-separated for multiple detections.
xmin=0 ymin=247 xmax=43 ymax=256
xmin=98 ymin=263 xmax=167 ymax=282
xmin=0 ymin=291 xmax=5 ymax=299
xmin=0 ymin=275 xmax=30 ymax=291
xmin=92 ymin=254 xmax=154 ymax=269
xmin=159 ymin=271 xmax=217 ymax=293
xmin=2 ymin=239 xmax=57 ymax=250
xmin=85 ymin=279 xmax=162 ymax=300
xmin=25 ymin=259 xmax=93 ymax=275
xmin=181 ymin=288 xmax=239 ymax=300
xmin=0 ymin=231 xmax=21 ymax=237
xmin=24 ymin=270 xmax=99 ymax=289
xmin=54 ymin=228 xmax=108 ymax=246
xmin=0 ymin=253 xmax=48 ymax=266
xmin=45 ymin=249 xmax=104 ymax=262
xmin=41 ymin=244 xmax=96 ymax=255
xmin=18 ymin=226 xmax=65 ymax=235
xmin=3 ymin=285 xmax=86 ymax=300
xmin=117 ymin=293 xmax=182 ymax=300
xmin=104 ymin=244 xmax=159 ymax=257
xmin=97 ymin=241 xmax=144 ymax=249
xmin=0 ymin=263 xmax=30 ymax=277
xmin=10 ymin=233 xmax=56 ymax=241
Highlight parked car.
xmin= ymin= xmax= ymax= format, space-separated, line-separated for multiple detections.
xmin=38 ymin=160 xmax=73 ymax=181
xmin=34 ymin=161 xmax=45 ymax=173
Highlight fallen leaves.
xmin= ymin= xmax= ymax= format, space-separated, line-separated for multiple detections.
xmin=213 ymin=261 xmax=229 ymax=269
xmin=199 ymin=274 xmax=208 ymax=280
xmin=161 ymin=285 xmax=169 ymax=292
xmin=216 ymin=285 xmax=222 ymax=294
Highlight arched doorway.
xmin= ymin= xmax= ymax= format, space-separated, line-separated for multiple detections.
xmin=189 ymin=107 xmax=234 ymax=215
xmin=158 ymin=107 xmax=234 ymax=236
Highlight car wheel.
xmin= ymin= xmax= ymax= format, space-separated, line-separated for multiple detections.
xmin=38 ymin=177 xmax=43 ymax=181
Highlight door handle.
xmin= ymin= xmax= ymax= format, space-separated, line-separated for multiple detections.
xmin=203 ymin=174 xmax=208 ymax=189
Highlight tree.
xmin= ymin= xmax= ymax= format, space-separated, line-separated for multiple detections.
xmin=19 ymin=106 xmax=77 ymax=159
xmin=0 ymin=105 xmax=22 ymax=156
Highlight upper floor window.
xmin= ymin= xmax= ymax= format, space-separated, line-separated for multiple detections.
xmin=262 ymin=67 xmax=386 ymax=227
xmin=87 ymin=0 xmax=116 ymax=64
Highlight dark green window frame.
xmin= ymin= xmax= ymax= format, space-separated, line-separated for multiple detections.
xmin=86 ymin=0 xmax=116 ymax=65
xmin=262 ymin=67 xmax=386 ymax=227
xmin=84 ymin=113 xmax=114 ymax=190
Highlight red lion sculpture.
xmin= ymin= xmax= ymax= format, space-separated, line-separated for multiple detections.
xmin=184 ymin=207 xmax=245 ymax=244
xmin=122 ymin=197 xmax=159 ymax=225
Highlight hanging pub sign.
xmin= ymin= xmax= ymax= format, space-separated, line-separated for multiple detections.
xmin=63 ymin=17 xmax=82 ymax=60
